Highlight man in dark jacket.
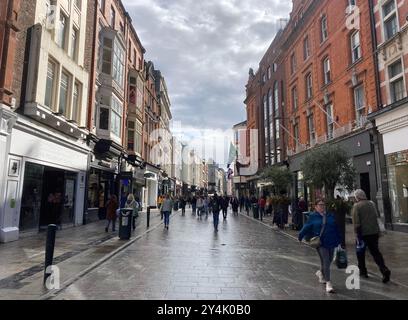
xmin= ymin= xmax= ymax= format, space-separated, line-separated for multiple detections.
xmin=352 ymin=189 xmax=391 ymax=283
xmin=211 ymin=194 xmax=221 ymax=231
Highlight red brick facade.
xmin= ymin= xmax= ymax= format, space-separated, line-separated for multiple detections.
xmin=284 ymin=0 xmax=378 ymax=153
xmin=0 ymin=0 xmax=20 ymax=107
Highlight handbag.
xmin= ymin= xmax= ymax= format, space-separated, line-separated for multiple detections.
xmin=309 ymin=214 xmax=326 ymax=249
xmin=335 ymin=245 xmax=348 ymax=269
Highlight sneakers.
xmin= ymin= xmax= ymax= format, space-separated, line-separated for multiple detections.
xmin=382 ymin=269 xmax=391 ymax=283
xmin=315 ymin=270 xmax=326 ymax=284
xmin=326 ymin=282 xmax=335 ymax=293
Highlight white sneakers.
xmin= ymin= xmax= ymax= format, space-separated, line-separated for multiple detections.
xmin=315 ymin=270 xmax=326 ymax=284
xmin=316 ymin=270 xmax=335 ymax=293
xmin=326 ymin=281 xmax=335 ymax=293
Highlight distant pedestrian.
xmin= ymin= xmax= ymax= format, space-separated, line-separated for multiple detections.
xmin=231 ymin=196 xmax=239 ymax=216
xmin=259 ymin=196 xmax=266 ymax=219
xmin=124 ymin=194 xmax=139 ymax=230
xmin=191 ymin=196 xmax=197 ymax=215
xmin=204 ymin=196 xmax=210 ymax=218
xmin=180 ymin=196 xmax=187 ymax=216
xmin=105 ymin=195 xmax=118 ymax=232
xmin=211 ymin=194 xmax=221 ymax=232
xmin=352 ymin=189 xmax=391 ymax=283
xmin=197 ymin=196 xmax=204 ymax=219
xmin=298 ymin=199 xmax=341 ymax=293
xmin=161 ymin=194 xmax=173 ymax=230
xmin=221 ymin=195 xmax=229 ymax=220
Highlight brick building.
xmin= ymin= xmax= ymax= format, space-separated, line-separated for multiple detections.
xmin=281 ymin=0 xmax=379 ymax=204
xmin=369 ymin=0 xmax=408 ymax=230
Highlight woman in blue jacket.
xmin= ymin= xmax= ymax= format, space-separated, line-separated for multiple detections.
xmin=298 ymin=199 xmax=341 ymax=293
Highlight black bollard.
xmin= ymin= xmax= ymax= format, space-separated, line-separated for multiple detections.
xmin=147 ymin=206 xmax=150 ymax=229
xmin=43 ymin=224 xmax=57 ymax=286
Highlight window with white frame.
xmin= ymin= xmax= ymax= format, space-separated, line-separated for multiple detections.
xmin=72 ymin=81 xmax=81 ymax=122
xmin=292 ymin=86 xmax=298 ymax=111
xmin=45 ymin=59 xmax=57 ymax=109
xmin=70 ymin=27 xmax=78 ymax=61
xmin=326 ymin=104 xmax=334 ymax=140
xmin=382 ymin=0 xmax=398 ymax=40
xmin=268 ymin=90 xmax=273 ymax=117
xmin=388 ymin=59 xmax=405 ymax=103
xmin=321 ymin=15 xmax=328 ymax=42
xmin=127 ymin=120 xmax=135 ymax=151
xmin=111 ymin=95 xmax=123 ymax=137
xmin=351 ymin=31 xmax=361 ymax=63
xmin=56 ymin=13 xmax=68 ymax=50
xmin=306 ymin=73 xmax=313 ymax=100
xmin=273 ymin=82 xmax=279 ymax=114
xmin=59 ymin=70 xmax=70 ymax=116
xmin=304 ymin=36 xmax=310 ymax=60
xmin=291 ymin=52 xmax=297 ymax=74
xmin=323 ymin=57 xmax=331 ymax=85
xmin=354 ymin=85 xmax=365 ymax=127
xmin=293 ymin=120 xmax=299 ymax=149
xmin=102 ymin=37 xmax=113 ymax=75
xmin=275 ymin=118 xmax=280 ymax=140
xmin=308 ymin=113 xmax=315 ymax=144
xmin=347 ymin=0 xmax=357 ymax=14
xmin=113 ymin=38 xmax=125 ymax=88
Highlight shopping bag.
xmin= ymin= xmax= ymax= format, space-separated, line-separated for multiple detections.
xmin=335 ymin=246 xmax=348 ymax=269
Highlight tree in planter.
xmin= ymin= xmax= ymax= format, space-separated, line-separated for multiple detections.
xmin=301 ymin=144 xmax=356 ymax=202
xmin=260 ymin=166 xmax=293 ymax=228
xmin=301 ymin=145 xmax=356 ymax=247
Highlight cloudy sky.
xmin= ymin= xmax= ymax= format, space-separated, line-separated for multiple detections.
xmin=124 ymin=0 xmax=292 ymax=164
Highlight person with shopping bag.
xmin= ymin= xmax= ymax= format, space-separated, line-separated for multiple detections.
xmin=298 ymin=199 xmax=342 ymax=293
xmin=351 ymin=189 xmax=391 ymax=283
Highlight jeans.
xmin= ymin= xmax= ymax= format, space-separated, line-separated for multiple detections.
xmin=317 ymin=247 xmax=335 ymax=282
xmin=222 ymin=209 xmax=227 ymax=219
xmin=213 ymin=212 xmax=220 ymax=230
xmin=106 ymin=218 xmax=116 ymax=231
xmin=357 ymin=234 xmax=388 ymax=275
xmin=163 ymin=211 xmax=170 ymax=226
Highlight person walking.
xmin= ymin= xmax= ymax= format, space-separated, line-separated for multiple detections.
xmin=221 ymin=195 xmax=229 ymax=220
xmin=351 ymin=189 xmax=391 ymax=283
xmin=259 ymin=196 xmax=266 ymax=220
xmin=180 ymin=196 xmax=187 ymax=216
xmin=105 ymin=194 xmax=118 ymax=232
xmin=161 ymin=194 xmax=173 ymax=230
xmin=211 ymin=194 xmax=221 ymax=232
xmin=231 ymin=196 xmax=239 ymax=216
xmin=196 ymin=196 xmax=204 ymax=219
xmin=124 ymin=194 xmax=139 ymax=231
xmin=298 ymin=199 xmax=342 ymax=293
xmin=191 ymin=196 xmax=197 ymax=215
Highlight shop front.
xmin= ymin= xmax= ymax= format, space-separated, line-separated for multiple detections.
xmin=373 ymin=100 xmax=408 ymax=231
xmin=144 ymin=163 xmax=160 ymax=208
xmin=1 ymin=118 xmax=88 ymax=242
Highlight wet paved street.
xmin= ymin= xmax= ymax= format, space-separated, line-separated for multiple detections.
xmin=53 ymin=210 xmax=408 ymax=300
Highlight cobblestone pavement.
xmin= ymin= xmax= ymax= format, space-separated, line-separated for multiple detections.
xmin=50 ymin=209 xmax=408 ymax=300
xmin=0 ymin=209 xmax=163 ymax=300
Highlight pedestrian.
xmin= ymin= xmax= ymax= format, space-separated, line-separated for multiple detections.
xmin=161 ymin=194 xmax=173 ymax=230
xmin=105 ymin=194 xmax=118 ymax=232
xmin=124 ymin=194 xmax=139 ymax=231
xmin=351 ymin=189 xmax=391 ymax=283
xmin=98 ymin=186 xmax=106 ymax=220
xmin=259 ymin=196 xmax=266 ymax=219
xmin=239 ymin=196 xmax=245 ymax=212
xmin=245 ymin=196 xmax=251 ymax=215
xmin=222 ymin=195 xmax=229 ymax=220
xmin=197 ymin=196 xmax=204 ymax=219
xmin=191 ymin=196 xmax=197 ymax=215
xmin=231 ymin=196 xmax=239 ymax=216
xmin=212 ymin=194 xmax=221 ymax=232
xmin=204 ymin=196 xmax=210 ymax=218
xmin=298 ymin=199 xmax=342 ymax=293
xmin=180 ymin=196 xmax=187 ymax=216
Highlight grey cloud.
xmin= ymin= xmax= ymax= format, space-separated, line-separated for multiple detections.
xmin=124 ymin=0 xmax=291 ymax=131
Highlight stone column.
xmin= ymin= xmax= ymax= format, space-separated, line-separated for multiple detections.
xmin=0 ymin=106 xmax=18 ymax=242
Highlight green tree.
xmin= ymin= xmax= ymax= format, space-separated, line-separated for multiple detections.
xmin=301 ymin=145 xmax=356 ymax=201
xmin=260 ymin=165 xmax=293 ymax=195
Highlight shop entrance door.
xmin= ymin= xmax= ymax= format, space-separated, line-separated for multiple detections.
xmin=40 ymin=168 xmax=65 ymax=228
xmin=360 ymin=173 xmax=371 ymax=200
xmin=61 ymin=173 xmax=77 ymax=225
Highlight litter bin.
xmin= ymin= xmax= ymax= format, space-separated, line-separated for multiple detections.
xmin=252 ymin=204 xmax=259 ymax=219
xmin=119 ymin=209 xmax=133 ymax=240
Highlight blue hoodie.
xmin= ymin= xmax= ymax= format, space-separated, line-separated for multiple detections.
xmin=298 ymin=212 xmax=341 ymax=249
